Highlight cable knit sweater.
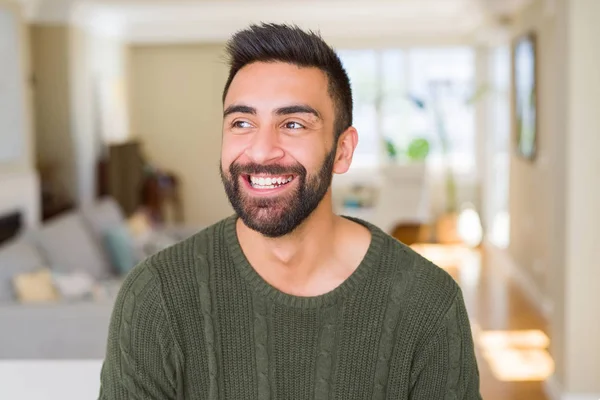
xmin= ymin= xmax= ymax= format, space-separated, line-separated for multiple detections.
xmin=99 ymin=215 xmax=481 ymax=399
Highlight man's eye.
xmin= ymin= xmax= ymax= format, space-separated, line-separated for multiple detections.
xmin=232 ymin=121 xmax=252 ymax=129
xmin=284 ymin=121 xmax=304 ymax=130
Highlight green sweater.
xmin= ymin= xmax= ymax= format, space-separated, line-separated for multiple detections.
xmin=99 ymin=215 xmax=481 ymax=399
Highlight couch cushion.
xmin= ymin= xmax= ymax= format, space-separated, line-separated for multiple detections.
xmin=35 ymin=212 xmax=114 ymax=280
xmin=0 ymin=238 xmax=47 ymax=302
xmin=81 ymin=197 xmax=126 ymax=241
xmin=81 ymin=198 xmax=128 ymax=269
xmin=104 ymin=225 xmax=136 ymax=275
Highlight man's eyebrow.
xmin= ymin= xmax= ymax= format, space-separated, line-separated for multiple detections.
xmin=275 ymin=105 xmax=321 ymax=120
xmin=223 ymin=104 xmax=256 ymax=117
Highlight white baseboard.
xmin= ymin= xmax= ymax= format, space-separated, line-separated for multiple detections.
xmin=545 ymin=375 xmax=562 ymax=400
xmin=484 ymin=240 xmax=553 ymax=319
xmin=544 ymin=375 xmax=600 ymax=400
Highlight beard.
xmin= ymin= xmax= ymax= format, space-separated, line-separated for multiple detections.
xmin=220 ymin=146 xmax=337 ymax=238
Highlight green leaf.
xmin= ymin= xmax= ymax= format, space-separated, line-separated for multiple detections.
xmin=385 ymin=138 xmax=397 ymax=158
xmin=407 ymin=138 xmax=430 ymax=161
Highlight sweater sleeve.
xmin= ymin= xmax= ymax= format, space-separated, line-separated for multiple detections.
xmin=409 ymin=289 xmax=482 ymax=400
xmin=99 ymin=263 xmax=182 ymax=400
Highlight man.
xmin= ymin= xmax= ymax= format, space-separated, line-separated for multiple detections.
xmin=99 ymin=23 xmax=481 ymax=399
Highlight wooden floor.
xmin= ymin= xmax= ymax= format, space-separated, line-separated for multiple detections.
xmin=411 ymin=243 xmax=550 ymax=400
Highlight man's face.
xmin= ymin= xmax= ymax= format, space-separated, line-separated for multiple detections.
xmin=220 ymin=62 xmax=338 ymax=238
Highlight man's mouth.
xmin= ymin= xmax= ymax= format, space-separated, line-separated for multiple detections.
xmin=245 ymin=174 xmax=295 ymax=190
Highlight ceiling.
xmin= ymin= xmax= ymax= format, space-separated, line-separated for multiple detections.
xmin=18 ymin=0 xmax=535 ymax=44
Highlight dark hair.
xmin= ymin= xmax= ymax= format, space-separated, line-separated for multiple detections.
xmin=222 ymin=23 xmax=353 ymax=139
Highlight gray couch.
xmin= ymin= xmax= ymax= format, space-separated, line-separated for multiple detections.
xmin=0 ymin=197 xmax=198 ymax=359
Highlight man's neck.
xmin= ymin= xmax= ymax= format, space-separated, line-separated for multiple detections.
xmin=236 ymin=201 xmax=339 ymax=281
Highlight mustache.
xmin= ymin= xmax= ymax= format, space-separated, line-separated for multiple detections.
xmin=229 ymin=162 xmax=306 ymax=177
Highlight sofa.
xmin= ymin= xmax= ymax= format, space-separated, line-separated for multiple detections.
xmin=0 ymin=197 xmax=199 ymax=359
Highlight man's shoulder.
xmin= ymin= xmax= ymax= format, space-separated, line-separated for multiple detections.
xmin=144 ymin=217 xmax=230 ymax=270
xmin=383 ymin=234 xmax=457 ymax=284
xmin=382 ymin=235 xmax=460 ymax=314
xmin=125 ymin=217 xmax=230 ymax=295
xmin=112 ymin=218 xmax=230 ymax=325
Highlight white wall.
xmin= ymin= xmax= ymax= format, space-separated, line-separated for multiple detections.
xmin=0 ymin=5 xmax=26 ymax=165
xmin=562 ymin=0 xmax=600 ymax=393
xmin=70 ymin=26 xmax=96 ymax=205
xmin=90 ymin=32 xmax=129 ymax=146
xmin=0 ymin=1 xmax=33 ymax=172
xmin=129 ymin=44 xmax=232 ymax=226
xmin=0 ymin=0 xmax=40 ymax=227
xmin=481 ymin=45 xmax=511 ymax=245
xmin=30 ymin=24 xmax=77 ymax=201
xmin=507 ymin=0 xmax=600 ymax=396
xmin=70 ymin=26 xmax=129 ymax=205
xmin=509 ymin=0 xmax=560 ymax=316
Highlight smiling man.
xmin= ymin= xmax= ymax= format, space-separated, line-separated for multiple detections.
xmin=99 ymin=24 xmax=481 ymax=399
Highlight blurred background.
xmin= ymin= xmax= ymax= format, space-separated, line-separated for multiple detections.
xmin=0 ymin=0 xmax=598 ymax=399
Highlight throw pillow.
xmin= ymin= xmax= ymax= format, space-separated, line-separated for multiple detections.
xmin=104 ymin=225 xmax=136 ymax=275
xmin=13 ymin=269 xmax=59 ymax=303
xmin=126 ymin=210 xmax=155 ymax=263
xmin=127 ymin=210 xmax=153 ymax=238
xmin=52 ymin=271 xmax=96 ymax=301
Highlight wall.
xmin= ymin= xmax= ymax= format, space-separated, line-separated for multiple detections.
xmin=508 ymin=0 xmax=560 ymax=314
xmin=481 ymin=44 xmax=511 ymax=246
xmin=0 ymin=0 xmax=40 ymax=227
xmin=90 ymin=32 xmax=130 ymax=146
xmin=0 ymin=3 xmax=25 ymax=166
xmin=129 ymin=44 xmax=232 ymax=226
xmin=509 ymin=0 xmax=568 ymax=385
xmin=70 ymin=26 xmax=129 ymax=205
xmin=510 ymin=0 xmax=600 ymax=396
xmin=562 ymin=0 xmax=600 ymax=393
xmin=29 ymin=20 xmax=129 ymax=206
xmin=70 ymin=25 xmax=95 ymax=205
xmin=30 ymin=24 xmax=77 ymax=201
xmin=0 ymin=0 xmax=34 ymax=172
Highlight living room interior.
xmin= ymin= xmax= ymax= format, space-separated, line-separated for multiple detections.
xmin=0 ymin=0 xmax=599 ymax=399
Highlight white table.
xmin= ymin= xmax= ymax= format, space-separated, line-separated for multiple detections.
xmin=0 ymin=360 xmax=102 ymax=400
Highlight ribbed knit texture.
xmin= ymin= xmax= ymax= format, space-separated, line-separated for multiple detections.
xmin=99 ymin=215 xmax=482 ymax=399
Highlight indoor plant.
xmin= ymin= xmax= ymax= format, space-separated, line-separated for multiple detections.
xmin=406 ymin=83 xmax=488 ymax=243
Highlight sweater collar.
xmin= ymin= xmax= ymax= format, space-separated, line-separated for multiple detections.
xmin=222 ymin=214 xmax=386 ymax=309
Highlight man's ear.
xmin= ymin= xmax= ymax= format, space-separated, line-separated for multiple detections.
xmin=333 ymin=126 xmax=358 ymax=174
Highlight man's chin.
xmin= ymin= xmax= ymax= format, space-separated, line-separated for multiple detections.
xmin=236 ymin=204 xmax=297 ymax=237
xmin=241 ymin=216 xmax=293 ymax=238
xmin=243 ymin=209 xmax=285 ymax=226
xmin=240 ymin=193 xmax=291 ymax=209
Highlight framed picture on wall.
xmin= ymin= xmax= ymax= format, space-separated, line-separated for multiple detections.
xmin=513 ymin=32 xmax=537 ymax=160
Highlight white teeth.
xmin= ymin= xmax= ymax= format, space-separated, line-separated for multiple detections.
xmin=249 ymin=175 xmax=293 ymax=189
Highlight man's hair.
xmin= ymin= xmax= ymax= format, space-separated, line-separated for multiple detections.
xmin=222 ymin=23 xmax=353 ymax=139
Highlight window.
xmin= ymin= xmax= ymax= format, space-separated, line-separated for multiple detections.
xmin=338 ymin=47 xmax=476 ymax=173
xmin=337 ymin=50 xmax=380 ymax=166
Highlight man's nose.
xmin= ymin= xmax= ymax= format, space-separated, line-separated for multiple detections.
xmin=244 ymin=125 xmax=285 ymax=164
